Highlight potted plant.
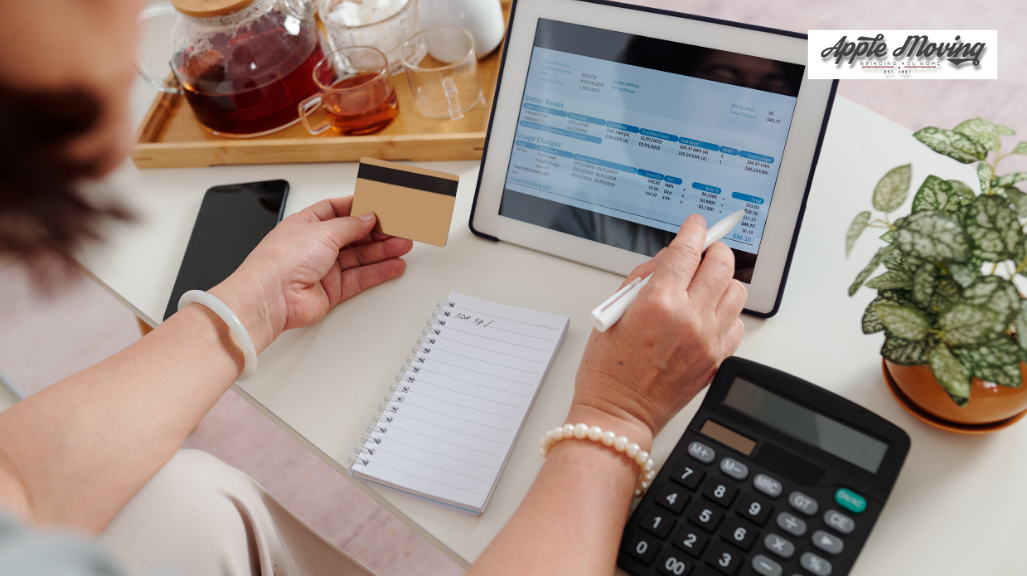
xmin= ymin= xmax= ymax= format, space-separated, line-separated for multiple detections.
xmin=847 ymin=117 xmax=1027 ymax=429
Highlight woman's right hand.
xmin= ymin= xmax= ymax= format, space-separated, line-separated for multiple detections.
xmin=569 ymin=214 xmax=747 ymax=444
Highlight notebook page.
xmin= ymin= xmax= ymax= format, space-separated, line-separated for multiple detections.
xmin=350 ymin=291 xmax=569 ymax=513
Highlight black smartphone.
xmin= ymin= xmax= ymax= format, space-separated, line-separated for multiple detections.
xmin=163 ymin=180 xmax=289 ymax=321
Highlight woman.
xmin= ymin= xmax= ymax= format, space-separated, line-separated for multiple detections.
xmin=0 ymin=1 xmax=747 ymax=574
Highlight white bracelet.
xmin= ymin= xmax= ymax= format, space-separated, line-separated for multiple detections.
xmin=178 ymin=290 xmax=257 ymax=381
xmin=540 ymin=423 xmax=656 ymax=498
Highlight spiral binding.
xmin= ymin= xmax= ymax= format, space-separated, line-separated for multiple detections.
xmin=348 ymin=299 xmax=456 ymax=467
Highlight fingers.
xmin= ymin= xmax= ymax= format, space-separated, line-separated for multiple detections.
xmin=620 ymin=248 xmax=665 ymax=289
xmin=716 ymin=279 xmax=748 ymax=324
xmin=725 ymin=318 xmax=745 ymax=355
xmin=338 ymin=236 xmax=414 ymax=270
xmin=688 ymin=242 xmax=736 ymax=304
xmin=339 ymin=258 xmax=407 ymax=301
xmin=652 ymin=214 xmax=706 ymax=289
xmin=296 ymin=196 xmax=355 ymax=223
xmin=316 ymin=213 xmax=376 ymax=251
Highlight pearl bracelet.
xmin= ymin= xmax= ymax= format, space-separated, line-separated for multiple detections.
xmin=540 ymin=423 xmax=656 ymax=498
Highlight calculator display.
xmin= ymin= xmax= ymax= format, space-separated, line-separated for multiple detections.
xmin=723 ymin=378 xmax=888 ymax=473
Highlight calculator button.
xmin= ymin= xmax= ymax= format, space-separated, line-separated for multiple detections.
xmin=688 ymin=441 xmax=716 ymax=464
xmin=672 ymin=525 xmax=709 ymax=557
xmin=822 ymin=509 xmax=855 ymax=535
xmin=719 ymin=458 xmax=748 ymax=480
xmin=750 ymin=554 xmax=783 ymax=576
xmin=705 ymin=541 xmax=742 ymax=575
xmin=763 ymin=533 xmax=795 ymax=559
xmin=657 ymin=485 xmax=691 ymax=514
xmin=687 ymin=500 xmax=723 ymax=532
xmin=671 ymin=461 xmax=706 ymax=491
xmin=624 ymin=533 xmax=660 ymax=566
xmin=657 ymin=550 xmax=695 ymax=576
xmin=753 ymin=473 xmax=783 ymax=498
xmin=811 ymin=530 xmax=844 ymax=556
xmin=719 ymin=516 xmax=758 ymax=551
xmin=702 ymin=479 xmax=738 ymax=507
xmin=788 ymin=491 xmax=819 ymax=516
xmin=640 ymin=507 xmax=676 ymax=539
xmin=775 ymin=512 xmax=807 ymax=537
xmin=735 ymin=493 xmax=773 ymax=526
xmin=800 ymin=552 xmax=833 ymax=576
xmin=834 ymin=488 xmax=867 ymax=514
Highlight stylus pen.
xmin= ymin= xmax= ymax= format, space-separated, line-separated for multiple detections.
xmin=591 ymin=209 xmax=746 ymax=332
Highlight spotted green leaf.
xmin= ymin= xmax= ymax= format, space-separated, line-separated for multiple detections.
xmin=873 ymin=302 xmax=931 ymax=341
xmin=1018 ymin=299 xmax=1027 ymax=352
xmin=911 ymin=263 xmax=937 ymax=306
xmin=873 ymin=164 xmax=912 ymax=213
xmin=964 ymin=277 xmax=1020 ymax=323
xmin=1013 ymin=142 xmax=1027 ymax=155
xmin=914 ymin=127 xmax=986 ymax=164
xmin=949 ymin=180 xmax=975 ymax=200
xmin=881 ymin=334 xmax=932 ymax=366
xmin=846 ymin=211 xmax=872 ymax=256
xmin=1000 ymin=186 xmax=1027 ymax=217
xmin=994 ymin=172 xmax=1027 ymax=188
xmin=862 ymin=290 xmax=915 ymax=334
xmin=883 ymin=250 xmax=922 ymax=273
xmin=998 ymin=125 xmax=1016 ymax=136
xmin=962 ymin=195 xmax=1023 ymax=261
xmin=977 ymin=163 xmax=993 ymax=195
xmin=930 ymin=277 xmax=963 ymax=313
xmin=955 ymin=338 xmax=1023 ymax=387
xmin=910 ymin=175 xmax=974 ymax=214
xmin=928 ymin=342 xmax=972 ymax=400
xmin=954 ymin=118 xmax=1001 ymax=152
xmin=939 ymin=304 xmax=1006 ymax=346
xmin=946 ymin=261 xmax=981 ymax=288
xmin=849 ymin=245 xmax=895 ymax=296
xmin=894 ymin=210 xmax=970 ymax=262
xmin=866 ymin=269 xmax=913 ymax=290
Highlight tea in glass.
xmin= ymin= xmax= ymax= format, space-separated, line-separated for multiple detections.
xmin=299 ymin=47 xmax=399 ymax=136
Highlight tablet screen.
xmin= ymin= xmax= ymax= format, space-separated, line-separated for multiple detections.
xmin=498 ymin=19 xmax=804 ymax=282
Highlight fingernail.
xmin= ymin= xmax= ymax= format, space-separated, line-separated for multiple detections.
xmin=358 ymin=212 xmax=375 ymax=223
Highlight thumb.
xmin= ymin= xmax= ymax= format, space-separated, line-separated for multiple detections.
xmin=318 ymin=212 xmax=376 ymax=250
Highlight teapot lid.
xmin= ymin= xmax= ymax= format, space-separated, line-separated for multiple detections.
xmin=171 ymin=0 xmax=258 ymax=17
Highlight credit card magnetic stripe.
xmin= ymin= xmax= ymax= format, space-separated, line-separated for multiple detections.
xmin=357 ymin=163 xmax=459 ymax=197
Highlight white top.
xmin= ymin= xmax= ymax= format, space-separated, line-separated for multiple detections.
xmin=76 ymin=81 xmax=1026 ymax=574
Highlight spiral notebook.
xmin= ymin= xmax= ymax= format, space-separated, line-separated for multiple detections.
xmin=348 ymin=292 xmax=570 ymax=515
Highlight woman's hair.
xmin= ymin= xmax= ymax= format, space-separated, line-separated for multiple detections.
xmin=0 ymin=82 xmax=129 ymax=264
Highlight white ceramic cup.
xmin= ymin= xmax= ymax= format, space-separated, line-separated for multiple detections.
xmin=417 ymin=0 xmax=505 ymax=59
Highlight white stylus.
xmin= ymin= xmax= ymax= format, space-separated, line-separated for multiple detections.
xmin=591 ymin=209 xmax=746 ymax=332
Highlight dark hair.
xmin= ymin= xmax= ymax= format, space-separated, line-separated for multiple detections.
xmin=0 ymin=83 xmax=130 ymax=266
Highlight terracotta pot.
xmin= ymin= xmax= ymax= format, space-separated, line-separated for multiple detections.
xmin=886 ymin=360 xmax=1027 ymax=425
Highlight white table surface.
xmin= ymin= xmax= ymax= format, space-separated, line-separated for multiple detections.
xmin=77 ymin=80 xmax=1026 ymax=574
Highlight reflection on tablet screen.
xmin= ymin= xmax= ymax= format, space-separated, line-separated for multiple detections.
xmin=498 ymin=19 xmax=805 ymax=283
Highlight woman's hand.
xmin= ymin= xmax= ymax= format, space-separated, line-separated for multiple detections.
xmin=210 ymin=196 xmax=413 ymax=353
xmin=569 ymin=214 xmax=747 ymax=446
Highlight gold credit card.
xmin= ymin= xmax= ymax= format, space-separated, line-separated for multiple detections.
xmin=351 ymin=157 xmax=459 ymax=247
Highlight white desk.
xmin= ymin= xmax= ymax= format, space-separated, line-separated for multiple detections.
xmin=78 ymin=90 xmax=1026 ymax=575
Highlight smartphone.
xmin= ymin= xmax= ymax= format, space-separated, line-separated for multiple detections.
xmin=163 ymin=180 xmax=289 ymax=321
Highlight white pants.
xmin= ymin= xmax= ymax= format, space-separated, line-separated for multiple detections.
xmin=100 ymin=450 xmax=376 ymax=576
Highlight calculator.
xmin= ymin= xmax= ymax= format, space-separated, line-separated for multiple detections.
xmin=617 ymin=357 xmax=910 ymax=576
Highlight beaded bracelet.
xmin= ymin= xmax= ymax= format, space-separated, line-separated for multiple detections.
xmin=540 ymin=423 xmax=656 ymax=498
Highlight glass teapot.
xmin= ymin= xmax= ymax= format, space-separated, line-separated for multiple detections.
xmin=137 ymin=0 xmax=324 ymax=137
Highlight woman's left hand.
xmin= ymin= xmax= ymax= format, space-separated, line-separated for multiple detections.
xmin=210 ymin=196 xmax=413 ymax=352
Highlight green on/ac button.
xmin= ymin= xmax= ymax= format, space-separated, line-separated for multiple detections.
xmin=835 ymin=488 xmax=867 ymax=514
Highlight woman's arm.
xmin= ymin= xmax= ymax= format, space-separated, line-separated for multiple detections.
xmin=0 ymin=197 xmax=412 ymax=533
xmin=468 ymin=214 xmax=747 ymax=575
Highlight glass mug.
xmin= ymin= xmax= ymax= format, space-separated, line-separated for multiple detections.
xmin=298 ymin=47 xmax=400 ymax=136
xmin=400 ymin=26 xmax=484 ymax=121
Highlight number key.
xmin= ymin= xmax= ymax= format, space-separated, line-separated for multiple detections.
xmin=735 ymin=493 xmax=772 ymax=526
xmin=671 ymin=525 xmax=709 ymax=557
xmin=657 ymin=550 xmax=694 ymax=576
xmin=657 ymin=484 xmax=690 ymax=514
xmin=701 ymin=478 xmax=738 ymax=507
xmin=624 ymin=533 xmax=660 ymax=566
xmin=719 ymin=516 xmax=758 ymax=551
xmin=686 ymin=500 xmax=723 ymax=532
xmin=671 ymin=460 xmax=705 ymax=490
xmin=640 ymin=507 xmax=676 ymax=539
xmin=705 ymin=541 xmax=742 ymax=575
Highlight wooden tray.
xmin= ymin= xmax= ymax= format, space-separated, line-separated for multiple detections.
xmin=131 ymin=2 xmax=510 ymax=169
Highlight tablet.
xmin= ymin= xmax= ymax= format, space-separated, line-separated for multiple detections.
xmin=469 ymin=0 xmax=838 ymax=317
